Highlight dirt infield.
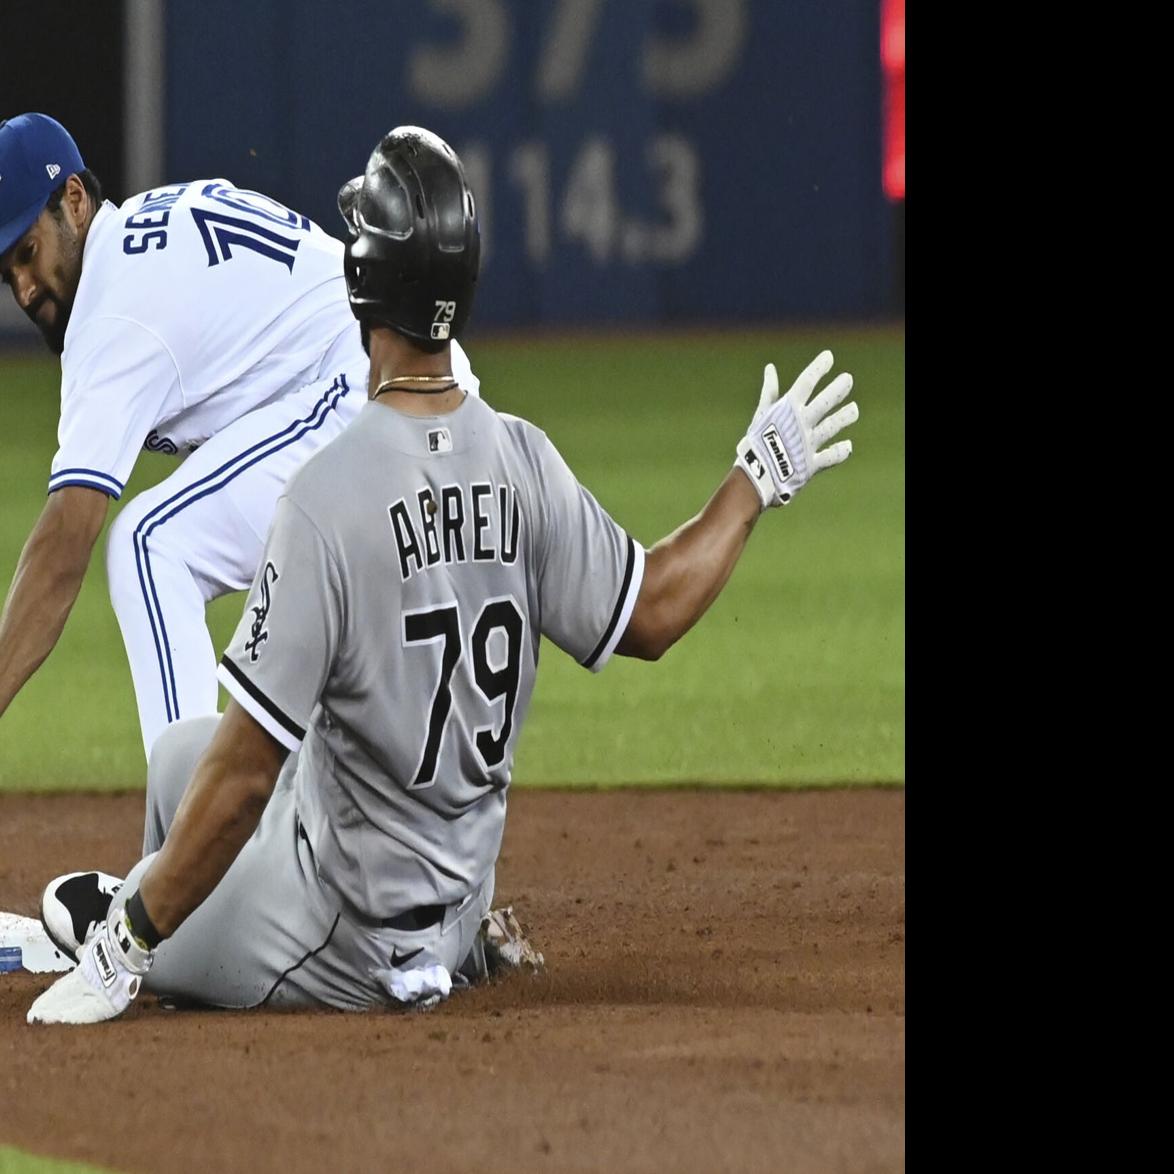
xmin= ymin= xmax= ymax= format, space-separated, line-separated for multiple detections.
xmin=0 ymin=789 xmax=904 ymax=1174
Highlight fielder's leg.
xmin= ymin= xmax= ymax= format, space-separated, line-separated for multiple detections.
xmin=105 ymin=365 xmax=363 ymax=758
xmin=143 ymin=715 xmax=221 ymax=855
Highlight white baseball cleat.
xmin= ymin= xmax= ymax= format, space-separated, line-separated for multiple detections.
xmin=40 ymin=871 xmax=124 ymax=964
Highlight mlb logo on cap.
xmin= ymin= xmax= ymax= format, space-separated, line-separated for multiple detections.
xmin=0 ymin=114 xmax=86 ymax=255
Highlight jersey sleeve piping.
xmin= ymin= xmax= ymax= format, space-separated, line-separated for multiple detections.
xmin=218 ymin=655 xmax=305 ymax=752
xmin=582 ymin=537 xmax=646 ymax=673
xmin=46 ymin=469 xmax=125 ymax=499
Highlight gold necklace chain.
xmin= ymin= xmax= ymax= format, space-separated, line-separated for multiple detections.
xmin=373 ymin=374 xmax=459 ymax=397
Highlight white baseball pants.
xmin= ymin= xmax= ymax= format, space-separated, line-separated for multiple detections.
xmin=105 ymin=362 xmax=365 ymax=758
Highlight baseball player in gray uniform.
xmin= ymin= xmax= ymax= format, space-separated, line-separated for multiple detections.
xmin=27 ymin=127 xmax=858 ymax=1024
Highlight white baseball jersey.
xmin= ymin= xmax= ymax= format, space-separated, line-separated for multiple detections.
xmin=51 ymin=181 xmax=477 ymax=500
xmin=218 ymin=398 xmax=645 ymax=921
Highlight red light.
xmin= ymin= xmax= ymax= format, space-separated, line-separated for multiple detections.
xmin=882 ymin=0 xmax=905 ymax=200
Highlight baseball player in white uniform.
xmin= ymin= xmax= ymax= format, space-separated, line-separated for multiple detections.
xmin=0 ymin=113 xmax=478 ymax=757
xmin=26 ymin=127 xmax=858 ymax=1024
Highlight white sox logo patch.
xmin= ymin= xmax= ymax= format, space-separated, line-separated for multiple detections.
xmin=245 ymin=562 xmax=280 ymax=661
xmin=761 ymin=425 xmax=793 ymax=481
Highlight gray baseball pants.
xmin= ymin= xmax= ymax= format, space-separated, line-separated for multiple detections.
xmin=110 ymin=715 xmax=494 ymax=1010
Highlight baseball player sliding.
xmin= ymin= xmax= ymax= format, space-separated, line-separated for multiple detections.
xmin=0 ymin=113 xmax=478 ymax=758
xmin=26 ymin=127 xmax=858 ymax=1024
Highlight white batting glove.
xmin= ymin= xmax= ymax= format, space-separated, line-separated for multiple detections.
xmin=27 ymin=906 xmax=154 ymax=1025
xmin=734 ymin=350 xmax=859 ymax=509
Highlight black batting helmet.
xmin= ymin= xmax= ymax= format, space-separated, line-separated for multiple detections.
xmin=339 ymin=127 xmax=480 ymax=353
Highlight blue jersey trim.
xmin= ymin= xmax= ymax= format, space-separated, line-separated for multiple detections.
xmin=49 ymin=467 xmax=125 ymax=495
xmin=47 ymin=477 xmax=122 ymax=500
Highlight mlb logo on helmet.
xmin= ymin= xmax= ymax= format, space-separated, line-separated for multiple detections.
xmin=430 ymin=322 xmax=450 ymax=340
xmin=0 ymin=113 xmax=86 ymax=255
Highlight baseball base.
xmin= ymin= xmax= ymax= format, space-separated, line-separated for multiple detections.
xmin=0 ymin=911 xmax=74 ymax=973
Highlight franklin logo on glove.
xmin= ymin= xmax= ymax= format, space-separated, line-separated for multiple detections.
xmin=761 ymin=425 xmax=793 ymax=481
xmin=93 ymin=939 xmax=117 ymax=988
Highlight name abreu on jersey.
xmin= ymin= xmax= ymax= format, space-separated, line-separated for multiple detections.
xmin=389 ymin=482 xmax=521 ymax=583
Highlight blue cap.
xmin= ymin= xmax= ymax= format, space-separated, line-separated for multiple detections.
xmin=0 ymin=113 xmax=86 ymax=255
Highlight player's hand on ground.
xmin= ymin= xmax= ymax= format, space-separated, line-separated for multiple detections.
xmin=734 ymin=351 xmax=859 ymax=509
xmin=27 ymin=907 xmax=154 ymax=1025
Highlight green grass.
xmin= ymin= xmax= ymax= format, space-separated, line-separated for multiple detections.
xmin=0 ymin=327 xmax=903 ymax=790
xmin=0 ymin=1148 xmax=118 ymax=1174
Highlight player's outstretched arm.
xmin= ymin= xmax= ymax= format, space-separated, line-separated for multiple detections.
xmin=0 ymin=486 xmax=109 ymax=719
xmin=617 ymin=351 xmax=858 ymax=661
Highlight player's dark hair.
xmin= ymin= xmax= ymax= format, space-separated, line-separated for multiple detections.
xmin=45 ymin=169 xmax=104 ymax=216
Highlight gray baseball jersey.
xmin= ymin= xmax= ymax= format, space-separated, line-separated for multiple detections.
xmin=217 ymin=396 xmax=645 ymax=924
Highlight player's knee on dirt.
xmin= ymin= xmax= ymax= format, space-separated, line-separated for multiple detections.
xmin=144 ymin=716 xmax=221 ymax=854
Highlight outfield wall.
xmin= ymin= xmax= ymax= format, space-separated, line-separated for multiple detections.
xmin=163 ymin=1 xmax=893 ymax=327
xmin=1 ymin=2 xmax=897 ymax=342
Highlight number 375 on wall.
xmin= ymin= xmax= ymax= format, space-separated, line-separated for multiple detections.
xmin=407 ymin=2 xmax=747 ymax=270
xmin=407 ymin=0 xmax=749 ymax=107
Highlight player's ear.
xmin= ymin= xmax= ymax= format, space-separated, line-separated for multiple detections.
xmin=63 ymin=174 xmax=90 ymax=229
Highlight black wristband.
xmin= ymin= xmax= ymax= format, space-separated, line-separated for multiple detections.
xmin=125 ymin=889 xmax=165 ymax=949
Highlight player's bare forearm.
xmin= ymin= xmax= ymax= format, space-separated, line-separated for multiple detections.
xmin=0 ymin=487 xmax=108 ymax=716
xmin=617 ymin=469 xmax=760 ymax=661
xmin=137 ymin=701 xmax=287 ymax=937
